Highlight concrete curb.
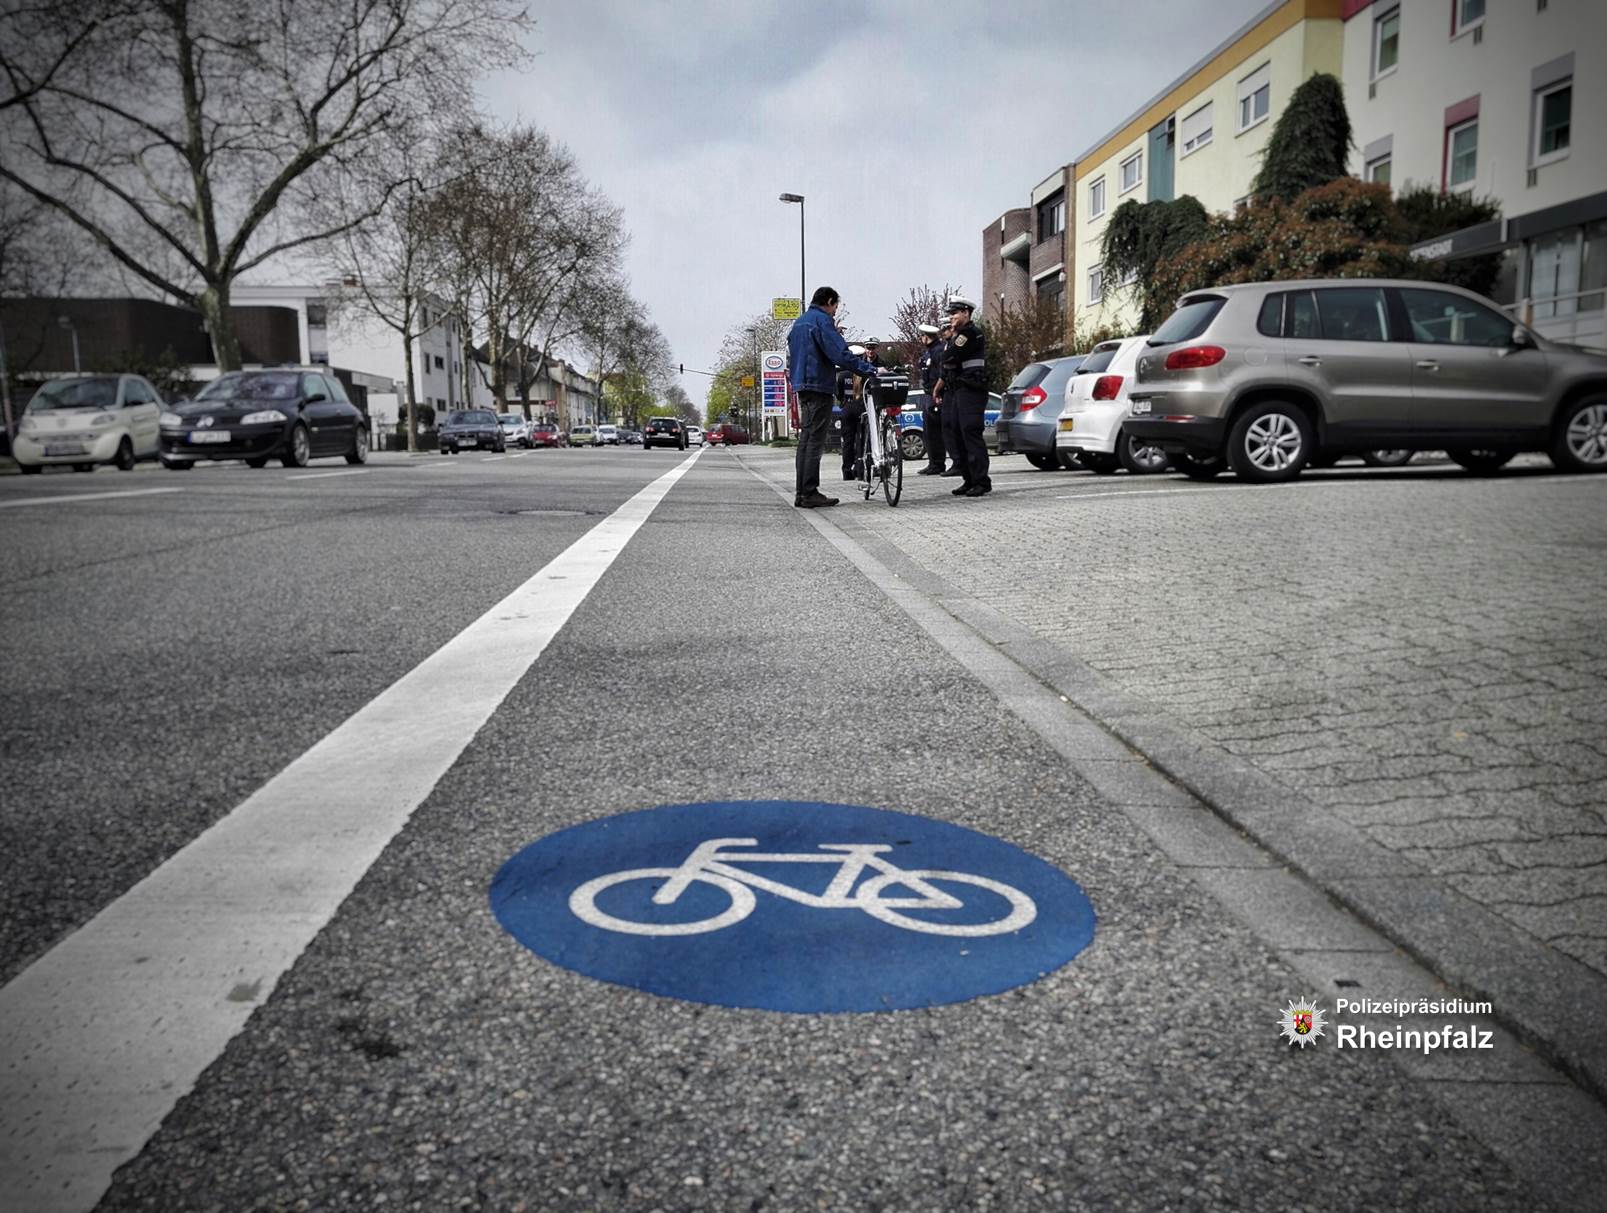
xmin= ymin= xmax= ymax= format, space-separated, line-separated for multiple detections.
xmin=734 ymin=447 xmax=1607 ymax=1108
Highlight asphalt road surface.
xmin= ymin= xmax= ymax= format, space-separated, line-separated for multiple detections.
xmin=2 ymin=445 xmax=1603 ymax=1212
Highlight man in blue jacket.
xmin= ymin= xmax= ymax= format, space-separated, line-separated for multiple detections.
xmin=787 ymin=286 xmax=878 ymax=508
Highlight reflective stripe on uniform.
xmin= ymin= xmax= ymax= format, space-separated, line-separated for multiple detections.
xmin=961 ymin=359 xmax=985 ymax=368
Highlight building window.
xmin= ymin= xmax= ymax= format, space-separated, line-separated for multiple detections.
xmin=433 ymin=354 xmax=445 ymax=370
xmin=1237 ymin=63 xmax=1271 ymax=131
xmin=1088 ymin=176 xmax=1106 ymax=219
xmin=1036 ymin=276 xmax=1065 ymax=315
xmin=1372 ymin=7 xmax=1399 ymax=78
xmin=1037 ymin=193 xmax=1065 ymax=243
xmin=1447 ymin=119 xmax=1478 ymax=189
xmin=1366 ymin=154 xmax=1392 ymax=186
xmin=1180 ymin=102 xmax=1213 ymax=156
xmin=1453 ymin=0 xmax=1485 ymax=35
xmin=1087 ymin=264 xmax=1104 ymax=305
xmin=1118 ymin=151 xmax=1143 ymax=195
xmin=1534 ymin=80 xmax=1571 ymax=164
xmin=305 ymin=301 xmax=328 ymax=327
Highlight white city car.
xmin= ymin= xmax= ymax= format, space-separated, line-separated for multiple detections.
xmin=13 ymin=374 xmax=165 ymax=474
xmin=1056 ymin=336 xmax=1170 ymax=474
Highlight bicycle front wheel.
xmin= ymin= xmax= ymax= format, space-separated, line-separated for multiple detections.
xmin=857 ymin=869 xmax=1037 ymax=936
xmin=880 ymin=416 xmax=903 ymax=507
xmin=569 ymin=868 xmax=756 ymax=936
xmin=859 ymin=420 xmax=875 ymax=499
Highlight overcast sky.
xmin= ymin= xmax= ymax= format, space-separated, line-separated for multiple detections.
xmin=478 ymin=0 xmax=1269 ymax=412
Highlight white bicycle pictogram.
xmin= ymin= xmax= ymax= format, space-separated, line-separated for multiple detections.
xmin=568 ymin=837 xmax=1037 ymax=937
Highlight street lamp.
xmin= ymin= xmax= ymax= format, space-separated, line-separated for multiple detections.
xmin=57 ymin=314 xmax=80 ymax=374
xmin=779 ymin=193 xmax=805 ymax=309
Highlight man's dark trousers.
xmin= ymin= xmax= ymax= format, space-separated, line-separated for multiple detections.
xmin=953 ymin=389 xmax=991 ymax=490
xmin=795 ymin=391 xmax=835 ymax=497
xmin=922 ymin=398 xmax=946 ymax=472
xmin=941 ymin=394 xmax=965 ymax=476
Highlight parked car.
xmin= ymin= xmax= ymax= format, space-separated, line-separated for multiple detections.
xmin=569 ymin=424 xmax=596 ymax=446
xmin=893 ymin=391 xmax=1004 ymax=462
xmin=498 ymin=413 xmax=533 ymax=448
xmin=620 ymin=428 xmax=644 ymax=446
xmin=999 ymin=356 xmax=1087 ymax=470
xmin=160 ymin=369 xmax=368 ymax=469
xmin=1057 ymin=337 xmax=1170 ymax=474
xmin=1126 ymin=278 xmax=1607 ymax=482
xmin=705 ymin=422 xmax=751 ymax=446
xmin=439 ymin=408 xmax=505 ymax=454
xmin=686 ymin=424 xmax=705 ymax=446
xmin=644 ymin=416 xmax=688 ymax=449
xmin=530 ymin=422 xmax=565 ymax=448
xmin=13 ymin=374 xmax=164 ymax=474
xmin=596 ymin=423 xmax=620 ymax=446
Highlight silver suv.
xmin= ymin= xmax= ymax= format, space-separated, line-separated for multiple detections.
xmin=1125 ymin=278 xmax=1607 ymax=482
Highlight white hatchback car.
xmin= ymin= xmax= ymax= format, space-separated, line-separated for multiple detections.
xmin=595 ymin=423 xmax=620 ymax=446
xmin=686 ymin=424 xmax=705 ymax=446
xmin=1057 ymin=336 xmax=1170 ymax=475
xmin=13 ymin=374 xmax=165 ymax=474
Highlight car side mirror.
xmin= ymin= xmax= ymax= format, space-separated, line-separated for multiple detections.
xmin=1510 ymin=325 xmax=1535 ymax=349
xmin=305 ymin=391 xmax=327 ymax=403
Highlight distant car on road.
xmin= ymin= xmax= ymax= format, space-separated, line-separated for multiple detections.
xmin=530 ymin=422 xmax=565 ymax=448
xmin=620 ymin=427 xmax=644 ymax=446
xmin=686 ymin=424 xmax=705 ymax=446
xmin=706 ymin=422 xmax=751 ymax=446
xmin=439 ymin=408 xmax=505 ymax=455
xmin=498 ymin=413 xmax=532 ymax=448
xmin=644 ymin=416 xmax=688 ymax=449
xmin=14 ymin=373 xmax=165 ymax=474
xmin=596 ymin=423 xmax=620 ymax=446
xmin=160 ymin=368 xmax=368 ymax=470
xmin=569 ymin=424 xmax=596 ymax=447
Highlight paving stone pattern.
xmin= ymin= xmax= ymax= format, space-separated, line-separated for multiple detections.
xmin=852 ymin=466 xmax=1607 ymax=979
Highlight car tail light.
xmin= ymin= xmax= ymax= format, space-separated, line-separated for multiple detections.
xmin=1091 ymin=375 xmax=1123 ymax=401
xmin=1163 ymin=345 xmax=1226 ymax=371
xmin=1019 ymin=386 xmax=1048 ymax=411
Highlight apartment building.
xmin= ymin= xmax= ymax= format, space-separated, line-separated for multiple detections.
xmin=1343 ymin=0 xmax=1607 ymax=346
xmin=1072 ymin=0 xmax=1345 ymax=335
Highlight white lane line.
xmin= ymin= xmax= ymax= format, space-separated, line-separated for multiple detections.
xmin=0 ymin=448 xmax=702 ymax=1213
xmin=0 ymin=487 xmax=182 ymax=510
xmin=480 ymin=454 xmax=509 ymax=462
xmin=285 ymin=469 xmax=371 ymax=481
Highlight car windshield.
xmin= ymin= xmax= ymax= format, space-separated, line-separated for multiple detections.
xmin=498 ymin=415 xmax=520 ymax=425
xmin=1078 ymin=345 xmax=1121 ymax=373
xmin=1041 ymin=358 xmax=1087 ymax=391
xmin=197 ymin=372 xmax=299 ymax=401
xmin=449 ymin=410 xmax=496 ymax=424
xmin=1007 ymin=363 xmax=1050 ymax=390
xmin=26 ymin=377 xmax=120 ymax=410
xmin=1148 ymin=297 xmax=1226 ymax=346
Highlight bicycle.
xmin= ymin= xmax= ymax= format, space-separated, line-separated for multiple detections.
xmin=569 ymin=837 xmax=1037 ymax=937
xmin=854 ymin=374 xmax=906 ymax=507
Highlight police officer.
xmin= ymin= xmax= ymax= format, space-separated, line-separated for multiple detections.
xmin=936 ymin=315 xmax=965 ymax=479
xmin=935 ymin=296 xmax=990 ymax=497
xmin=915 ymin=323 xmax=947 ymax=475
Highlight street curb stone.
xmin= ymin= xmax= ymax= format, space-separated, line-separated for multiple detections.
xmin=732 ymin=448 xmax=1607 ymax=1108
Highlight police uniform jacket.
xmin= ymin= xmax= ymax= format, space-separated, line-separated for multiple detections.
xmin=918 ymin=343 xmax=940 ymax=393
xmin=940 ymin=321 xmax=987 ymax=400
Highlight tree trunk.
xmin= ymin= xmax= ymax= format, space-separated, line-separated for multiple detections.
xmin=196 ymin=284 xmax=243 ymax=372
xmin=401 ymin=322 xmax=419 ymax=454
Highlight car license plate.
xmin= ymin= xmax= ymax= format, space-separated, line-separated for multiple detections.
xmin=44 ymin=444 xmax=88 ymax=456
xmin=189 ymin=430 xmax=231 ymax=443
xmin=1058 ymin=418 xmax=1074 ymax=432
xmin=1130 ymin=400 xmax=1151 ymax=415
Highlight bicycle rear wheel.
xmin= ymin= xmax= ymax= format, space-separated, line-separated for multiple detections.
xmin=879 ymin=415 xmax=903 ymax=507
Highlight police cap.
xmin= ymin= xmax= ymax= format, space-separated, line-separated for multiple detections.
xmin=944 ymin=295 xmax=977 ymax=314
xmin=917 ymin=323 xmax=941 ymax=336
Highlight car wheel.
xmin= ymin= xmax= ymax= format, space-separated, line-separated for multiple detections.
xmin=1447 ymin=448 xmax=1516 ymax=474
xmin=1227 ymin=402 xmax=1312 ymax=483
xmin=1025 ymin=452 xmax=1060 ymax=471
xmin=282 ymin=423 xmax=311 ymax=468
xmin=1548 ymin=396 xmax=1607 ymax=473
xmin=1056 ymin=450 xmax=1081 ymax=470
xmin=898 ymin=430 xmax=925 ymax=462
xmin=19 ymin=461 xmax=41 ymax=474
xmin=346 ymin=425 xmax=369 ymax=465
xmin=245 ymin=456 xmax=270 ymax=468
xmin=1118 ymin=431 xmax=1170 ymax=475
xmin=114 ymin=438 xmax=136 ymax=472
xmin=1082 ymin=451 xmax=1119 ymax=474
xmin=1171 ymin=450 xmax=1225 ymax=480
xmin=1361 ymin=449 xmax=1413 ymax=467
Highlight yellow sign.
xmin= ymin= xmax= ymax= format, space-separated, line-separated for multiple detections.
xmin=740 ymin=375 xmax=755 ymax=388
xmin=772 ymin=297 xmax=802 ymax=320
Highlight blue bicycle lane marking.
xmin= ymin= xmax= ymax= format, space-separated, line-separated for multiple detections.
xmin=489 ymin=800 xmax=1097 ymax=1013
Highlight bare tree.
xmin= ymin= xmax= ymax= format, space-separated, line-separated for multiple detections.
xmin=890 ymin=283 xmax=957 ymax=349
xmin=0 ymin=0 xmax=531 ymax=369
